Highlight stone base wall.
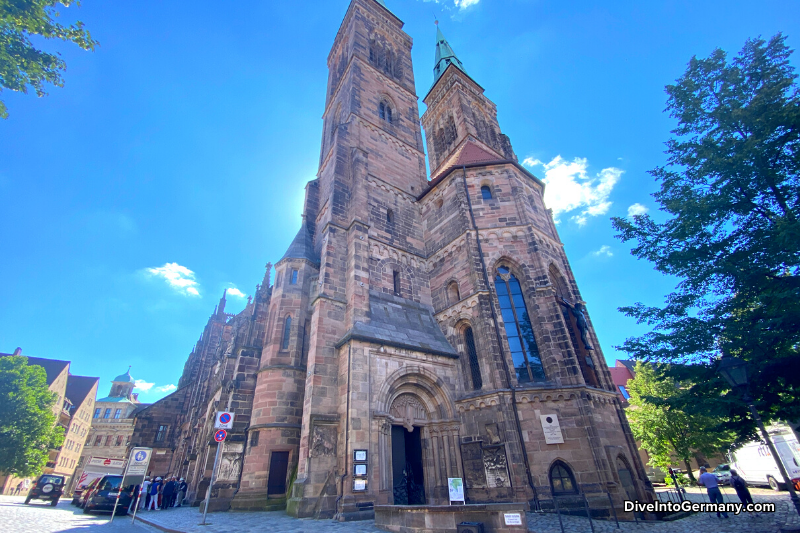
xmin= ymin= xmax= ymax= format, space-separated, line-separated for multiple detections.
xmin=375 ymin=503 xmax=529 ymax=533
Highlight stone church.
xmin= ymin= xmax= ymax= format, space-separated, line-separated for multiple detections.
xmin=131 ymin=0 xmax=654 ymax=521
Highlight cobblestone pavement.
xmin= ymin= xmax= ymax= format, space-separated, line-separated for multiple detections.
xmin=0 ymin=494 xmax=156 ymax=533
xmin=127 ymin=487 xmax=800 ymax=533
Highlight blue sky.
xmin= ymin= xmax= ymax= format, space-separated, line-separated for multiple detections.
xmin=2 ymin=0 xmax=797 ymax=402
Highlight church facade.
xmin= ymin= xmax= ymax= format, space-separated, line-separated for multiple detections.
xmin=132 ymin=0 xmax=654 ymax=520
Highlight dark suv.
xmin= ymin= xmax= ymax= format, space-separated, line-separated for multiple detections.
xmin=24 ymin=474 xmax=66 ymax=506
xmin=82 ymin=475 xmax=134 ymax=514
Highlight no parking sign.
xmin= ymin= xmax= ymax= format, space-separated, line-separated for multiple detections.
xmin=214 ymin=429 xmax=227 ymax=442
xmin=214 ymin=411 xmax=235 ymax=429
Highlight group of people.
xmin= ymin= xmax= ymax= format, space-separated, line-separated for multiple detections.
xmin=131 ymin=476 xmax=188 ymax=511
xmin=697 ymin=466 xmax=755 ymax=519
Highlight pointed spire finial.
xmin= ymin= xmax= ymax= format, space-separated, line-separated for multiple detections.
xmin=432 ymin=23 xmax=467 ymax=86
xmin=218 ymin=289 xmax=227 ymax=315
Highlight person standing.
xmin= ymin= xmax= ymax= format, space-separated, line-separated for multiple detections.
xmin=730 ymin=470 xmax=755 ymax=514
xmin=176 ymin=478 xmax=187 ymax=508
xmin=698 ymin=467 xmax=729 ymax=518
xmin=140 ymin=477 xmax=151 ymax=510
xmin=162 ymin=477 xmax=176 ymax=509
xmin=147 ymin=477 xmax=161 ymax=510
xmin=14 ymin=481 xmax=23 ymax=495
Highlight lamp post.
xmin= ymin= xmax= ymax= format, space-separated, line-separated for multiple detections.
xmin=717 ymin=355 xmax=800 ymax=517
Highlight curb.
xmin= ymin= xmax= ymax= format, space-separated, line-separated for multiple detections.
xmin=134 ymin=514 xmax=188 ymax=533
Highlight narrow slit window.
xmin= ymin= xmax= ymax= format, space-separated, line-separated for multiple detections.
xmin=290 ymin=269 xmax=298 ymax=285
xmin=379 ymin=102 xmax=386 ymax=120
xmin=387 ymin=209 xmax=394 ymax=223
xmin=481 ymin=185 xmax=493 ymax=200
xmin=393 ymin=270 xmax=400 ymax=296
xmin=464 ymin=326 xmax=483 ymax=390
xmin=387 ymin=106 xmax=392 ymax=123
xmin=282 ymin=316 xmax=292 ymax=350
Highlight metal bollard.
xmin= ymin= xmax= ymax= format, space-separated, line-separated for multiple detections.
xmin=553 ymin=496 xmax=565 ymax=533
xmin=582 ymin=494 xmax=595 ymax=533
xmin=607 ymin=491 xmax=620 ymax=529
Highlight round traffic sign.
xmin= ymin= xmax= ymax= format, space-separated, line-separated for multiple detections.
xmin=135 ymin=451 xmax=147 ymax=461
xmin=219 ymin=413 xmax=231 ymax=424
xmin=214 ymin=429 xmax=227 ymax=442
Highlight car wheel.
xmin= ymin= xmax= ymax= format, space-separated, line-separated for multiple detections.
xmin=82 ymin=506 xmax=92 ymax=514
xmin=24 ymin=497 xmax=31 ymax=505
xmin=767 ymin=476 xmax=783 ymax=491
xmin=50 ymin=498 xmax=59 ymax=507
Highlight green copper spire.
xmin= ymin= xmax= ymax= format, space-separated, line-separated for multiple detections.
xmin=433 ymin=23 xmax=467 ymax=85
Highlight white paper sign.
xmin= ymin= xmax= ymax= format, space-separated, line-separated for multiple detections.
xmin=504 ymin=513 xmax=522 ymax=525
xmin=448 ymin=478 xmax=465 ymax=503
xmin=214 ymin=411 xmax=235 ymax=429
xmin=540 ymin=414 xmax=564 ymax=444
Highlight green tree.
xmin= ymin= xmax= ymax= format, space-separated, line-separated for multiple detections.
xmin=0 ymin=0 xmax=98 ymax=119
xmin=611 ymin=34 xmax=800 ymax=438
xmin=626 ymin=362 xmax=730 ymax=483
xmin=0 ymin=356 xmax=64 ymax=477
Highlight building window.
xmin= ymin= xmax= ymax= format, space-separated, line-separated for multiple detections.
xmin=94 ymin=408 xmax=101 ymax=419
xmin=495 ymin=266 xmax=546 ymax=383
xmin=387 ymin=209 xmax=394 ymax=223
xmin=481 ymin=185 xmax=493 ymax=200
xmin=156 ymin=425 xmax=168 ymax=442
xmin=114 ymin=409 xmax=122 ymax=419
xmin=250 ymin=431 xmax=260 ymax=449
xmin=464 ymin=326 xmax=483 ymax=390
xmin=618 ymin=385 xmax=630 ymax=400
xmin=281 ymin=316 xmax=292 ymax=350
xmin=94 ymin=435 xmax=102 ymax=446
xmin=393 ymin=270 xmax=400 ymax=296
xmin=105 ymin=436 xmax=114 ymax=446
xmin=550 ymin=461 xmax=578 ymax=495
xmin=103 ymin=408 xmax=111 ymax=419
xmin=78 ymin=457 xmax=84 ymax=468
xmin=379 ymin=102 xmax=392 ymax=123
xmin=115 ymin=435 xmax=123 ymax=447
xmin=290 ymin=269 xmax=298 ymax=285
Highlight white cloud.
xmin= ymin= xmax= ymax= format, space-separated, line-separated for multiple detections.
xmin=522 ymin=156 xmax=622 ymax=226
xmin=627 ymin=203 xmax=649 ymax=217
xmin=145 ymin=262 xmax=200 ymax=296
xmin=454 ymin=0 xmax=480 ymax=9
xmin=134 ymin=379 xmax=154 ymax=393
xmin=591 ymin=245 xmax=613 ymax=258
xmin=156 ymin=384 xmax=177 ymax=393
xmin=226 ymin=287 xmax=246 ymax=298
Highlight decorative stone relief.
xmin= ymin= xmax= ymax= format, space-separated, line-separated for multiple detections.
xmin=460 ymin=441 xmax=487 ymax=488
xmin=310 ymin=424 xmax=337 ymax=457
xmin=485 ymin=423 xmax=501 ymax=445
xmin=217 ymin=442 xmax=244 ymax=481
xmin=390 ymin=394 xmax=428 ymax=432
xmin=483 ymin=445 xmax=511 ymax=488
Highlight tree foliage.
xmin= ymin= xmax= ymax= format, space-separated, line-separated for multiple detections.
xmin=625 ymin=362 xmax=731 ymax=482
xmin=611 ymin=34 xmax=800 ymax=436
xmin=0 ymin=356 xmax=64 ymax=477
xmin=0 ymin=0 xmax=98 ymax=118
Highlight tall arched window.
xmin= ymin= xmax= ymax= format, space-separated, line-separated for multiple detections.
xmin=379 ymin=102 xmax=386 ymax=120
xmin=550 ymin=461 xmax=578 ymax=495
xmin=281 ymin=316 xmax=292 ymax=350
xmin=464 ymin=326 xmax=482 ymax=390
xmin=387 ymin=106 xmax=393 ymax=123
xmin=447 ymin=281 xmax=460 ymax=304
xmin=495 ymin=266 xmax=546 ymax=383
xmin=481 ymin=185 xmax=493 ymax=200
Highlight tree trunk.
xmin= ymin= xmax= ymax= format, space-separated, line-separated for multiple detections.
xmin=682 ymin=458 xmax=696 ymax=483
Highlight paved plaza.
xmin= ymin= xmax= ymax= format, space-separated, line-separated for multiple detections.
xmin=2 ymin=488 xmax=797 ymax=533
xmin=0 ymin=494 xmax=155 ymax=533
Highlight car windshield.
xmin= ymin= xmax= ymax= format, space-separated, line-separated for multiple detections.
xmin=714 ymin=465 xmax=730 ymax=472
xmin=99 ymin=477 xmax=122 ymax=491
xmin=39 ymin=476 xmax=63 ymax=485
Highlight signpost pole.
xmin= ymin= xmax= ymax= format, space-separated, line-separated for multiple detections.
xmin=130 ymin=485 xmax=142 ymax=525
xmin=110 ymin=454 xmax=130 ymax=523
xmin=200 ymin=442 xmax=222 ymax=526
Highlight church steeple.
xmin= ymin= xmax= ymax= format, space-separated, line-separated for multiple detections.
xmin=433 ymin=23 xmax=467 ymax=86
xmin=217 ymin=289 xmax=227 ymax=315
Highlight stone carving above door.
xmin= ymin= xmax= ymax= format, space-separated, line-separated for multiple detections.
xmin=390 ymin=394 xmax=428 ymax=432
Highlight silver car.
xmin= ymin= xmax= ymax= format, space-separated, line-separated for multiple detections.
xmin=713 ymin=464 xmax=732 ymax=485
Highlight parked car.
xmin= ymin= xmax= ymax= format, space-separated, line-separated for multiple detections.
xmin=713 ymin=464 xmax=732 ymax=485
xmin=82 ymin=475 xmax=134 ymax=514
xmin=77 ymin=477 xmax=101 ymax=509
xmin=24 ymin=474 xmax=66 ymax=506
xmin=730 ymin=430 xmax=800 ymax=491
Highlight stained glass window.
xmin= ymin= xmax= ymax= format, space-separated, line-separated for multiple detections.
xmin=495 ymin=267 xmax=546 ymax=384
xmin=550 ymin=462 xmax=577 ymax=494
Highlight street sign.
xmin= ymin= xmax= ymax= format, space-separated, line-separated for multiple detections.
xmin=214 ymin=429 xmax=227 ymax=442
xmin=214 ymin=411 xmax=235 ymax=429
xmin=125 ymin=448 xmax=152 ymax=477
xmin=88 ymin=457 xmax=125 ymax=469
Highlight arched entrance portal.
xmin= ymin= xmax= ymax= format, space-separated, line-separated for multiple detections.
xmin=390 ymin=394 xmax=428 ymax=505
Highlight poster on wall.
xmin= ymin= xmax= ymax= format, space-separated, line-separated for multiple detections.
xmin=540 ymin=414 xmax=564 ymax=444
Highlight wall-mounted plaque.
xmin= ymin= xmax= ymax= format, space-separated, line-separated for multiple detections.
xmin=540 ymin=414 xmax=564 ymax=444
xmin=354 ymin=449 xmax=367 ymax=462
xmin=354 ymin=464 xmax=367 ymax=476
